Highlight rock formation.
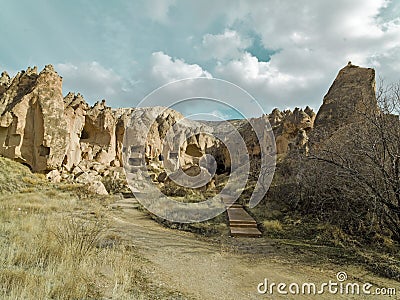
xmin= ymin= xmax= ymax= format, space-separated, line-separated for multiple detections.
xmin=270 ymin=107 xmax=315 ymax=156
xmin=0 ymin=65 xmax=68 ymax=172
xmin=0 ymin=63 xmax=376 ymax=194
xmin=311 ymin=63 xmax=376 ymax=144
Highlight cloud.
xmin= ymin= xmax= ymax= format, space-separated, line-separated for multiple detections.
xmin=214 ymin=52 xmax=321 ymax=110
xmin=56 ymin=62 xmax=133 ymax=105
xmin=3 ymin=0 xmax=400 ymax=116
xmin=40 ymin=1 xmax=400 ymax=114
xmin=200 ymin=30 xmax=252 ymax=61
xmin=194 ymin=0 xmax=400 ymax=111
xmin=150 ymin=51 xmax=212 ymax=84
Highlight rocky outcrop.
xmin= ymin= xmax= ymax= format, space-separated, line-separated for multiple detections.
xmin=270 ymin=107 xmax=315 ymax=156
xmin=0 ymin=71 xmax=10 ymax=97
xmin=80 ymin=99 xmax=118 ymax=166
xmin=63 ymin=92 xmax=88 ymax=170
xmin=0 ymin=63 xmax=377 ymax=194
xmin=311 ymin=62 xmax=377 ymax=144
xmin=0 ymin=65 xmax=68 ymax=172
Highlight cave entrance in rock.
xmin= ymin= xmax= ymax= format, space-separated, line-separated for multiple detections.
xmin=185 ymin=144 xmax=203 ymax=157
xmin=80 ymin=116 xmax=111 ymax=146
xmin=81 ymin=128 xmax=89 ymax=140
xmin=39 ymin=145 xmax=50 ymax=157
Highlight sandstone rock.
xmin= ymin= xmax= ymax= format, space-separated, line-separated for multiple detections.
xmin=0 ymin=71 xmax=10 ymax=97
xmin=75 ymin=170 xmax=101 ymax=184
xmin=63 ymin=92 xmax=88 ymax=170
xmin=110 ymin=159 xmax=120 ymax=167
xmin=46 ymin=169 xmax=61 ymax=183
xmin=87 ymin=180 xmax=108 ymax=195
xmin=269 ymin=107 xmax=315 ymax=156
xmin=0 ymin=63 xmax=379 ymax=197
xmin=81 ymin=100 xmax=117 ymax=166
xmin=312 ymin=63 xmax=376 ymax=144
xmin=91 ymin=162 xmax=106 ymax=173
xmin=123 ymin=106 xmax=186 ymax=171
xmin=207 ymin=178 xmax=216 ymax=190
xmin=0 ymin=71 xmax=10 ymax=86
xmin=269 ymin=109 xmax=284 ymax=134
xmin=0 ymin=65 xmax=68 ymax=172
xmin=275 ymin=135 xmax=289 ymax=155
xmin=183 ymin=165 xmax=201 ymax=177
xmin=304 ymin=106 xmax=316 ymax=121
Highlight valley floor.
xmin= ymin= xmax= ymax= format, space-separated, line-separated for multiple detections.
xmin=0 ymin=159 xmax=398 ymax=299
xmin=108 ymin=202 xmax=399 ymax=300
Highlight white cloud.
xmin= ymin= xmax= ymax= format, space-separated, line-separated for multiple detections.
xmin=200 ymin=30 xmax=252 ymax=60
xmin=56 ymin=61 xmax=132 ymax=105
xmin=150 ymin=51 xmax=212 ymax=84
xmin=214 ymin=52 xmax=320 ymax=110
xmin=20 ymin=0 xmax=400 ymax=115
xmin=192 ymin=0 xmax=400 ymax=111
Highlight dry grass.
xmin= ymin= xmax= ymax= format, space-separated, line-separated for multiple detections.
xmin=262 ymin=220 xmax=284 ymax=237
xmin=0 ymin=157 xmax=189 ymax=299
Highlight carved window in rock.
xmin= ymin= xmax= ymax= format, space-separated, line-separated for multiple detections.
xmin=130 ymin=145 xmax=142 ymax=153
xmin=4 ymin=133 xmax=21 ymax=147
xmin=169 ymin=152 xmax=179 ymax=159
xmin=39 ymin=145 xmax=50 ymax=157
xmin=128 ymin=157 xmax=142 ymax=167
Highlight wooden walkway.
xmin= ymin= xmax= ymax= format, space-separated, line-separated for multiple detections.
xmin=110 ymin=193 xmax=261 ymax=238
xmin=221 ymin=194 xmax=262 ymax=238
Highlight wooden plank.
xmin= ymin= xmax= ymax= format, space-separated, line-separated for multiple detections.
xmin=226 ymin=204 xmax=242 ymax=209
xmin=230 ymin=227 xmax=262 ymax=237
xmin=220 ymin=194 xmax=237 ymax=206
xmin=227 ymin=208 xmax=257 ymax=224
xmin=221 ymin=194 xmax=262 ymax=238
xmin=229 ymin=219 xmax=257 ymax=225
xmin=229 ymin=223 xmax=258 ymax=228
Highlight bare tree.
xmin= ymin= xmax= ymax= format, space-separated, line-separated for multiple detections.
xmin=298 ymin=80 xmax=400 ymax=242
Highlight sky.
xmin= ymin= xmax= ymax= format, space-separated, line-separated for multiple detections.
xmin=1 ymin=0 xmax=400 ymax=119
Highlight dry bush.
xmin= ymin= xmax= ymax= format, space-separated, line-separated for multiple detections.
xmin=295 ymin=81 xmax=400 ymax=244
xmin=262 ymin=220 xmax=283 ymax=233
xmin=0 ymin=207 xmax=157 ymax=299
xmin=52 ymin=216 xmax=105 ymax=261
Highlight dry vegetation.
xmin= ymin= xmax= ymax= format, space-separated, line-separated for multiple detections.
xmin=0 ymin=157 xmax=188 ymax=299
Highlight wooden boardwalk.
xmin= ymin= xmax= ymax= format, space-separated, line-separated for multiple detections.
xmin=221 ymin=194 xmax=262 ymax=238
xmin=110 ymin=193 xmax=261 ymax=238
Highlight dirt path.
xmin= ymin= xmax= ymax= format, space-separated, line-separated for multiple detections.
xmin=107 ymin=206 xmax=399 ymax=300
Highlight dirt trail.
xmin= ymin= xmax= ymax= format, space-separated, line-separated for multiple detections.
xmin=107 ymin=206 xmax=399 ymax=300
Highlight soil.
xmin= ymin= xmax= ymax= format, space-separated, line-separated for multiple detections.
xmin=106 ymin=204 xmax=400 ymax=300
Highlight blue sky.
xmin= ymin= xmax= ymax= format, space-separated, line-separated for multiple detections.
xmin=1 ymin=0 xmax=400 ymax=118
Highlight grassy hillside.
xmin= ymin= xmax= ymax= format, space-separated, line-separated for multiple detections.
xmin=0 ymin=157 xmax=188 ymax=299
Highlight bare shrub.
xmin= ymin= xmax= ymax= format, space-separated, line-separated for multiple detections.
xmin=298 ymin=80 xmax=400 ymax=243
xmin=53 ymin=216 xmax=105 ymax=261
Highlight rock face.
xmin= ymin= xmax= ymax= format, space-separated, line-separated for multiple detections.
xmin=270 ymin=107 xmax=315 ymax=156
xmin=63 ymin=92 xmax=88 ymax=170
xmin=312 ymin=62 xmax=376 ymax=143
xmin=0 ymin=65 xmax=68 ymax=172
xmin=0 ymin=63 xmax=377 ymax=194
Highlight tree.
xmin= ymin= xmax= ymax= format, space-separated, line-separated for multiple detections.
xmin=298 ymin=80 xmax=400 ymax=242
